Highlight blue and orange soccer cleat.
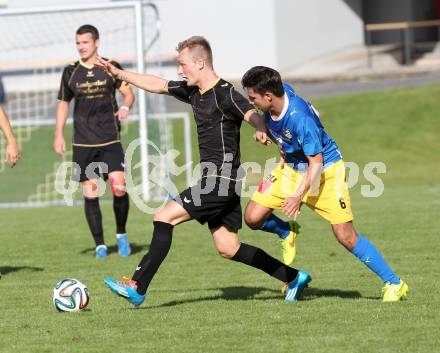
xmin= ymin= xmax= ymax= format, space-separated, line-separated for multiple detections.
xmin=284 ymin=270 xmax=311 ymax=302
xmin=95 ymin=245 xmax=108 ymax=259
xmin=104 ymin=277 xmax=145 ymax=306
xmin=116 ymin=234 xmax=131 ymax=257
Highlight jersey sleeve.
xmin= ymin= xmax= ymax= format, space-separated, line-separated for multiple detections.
xmin=297 ymin=115 xmax=324 ymax=156
xmin=57 ymin=66 xmax=74 ymax=102
xmin=223 ymin=86 xmax=254 ymax=121
xmin=167 ymin=80 xmax=193 ymax=104
xmin=110 ymin=60 xmax=124 ymax=89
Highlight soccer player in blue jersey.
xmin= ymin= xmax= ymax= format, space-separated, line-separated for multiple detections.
xmin=241 ymin=66 xmax=408 ymax=302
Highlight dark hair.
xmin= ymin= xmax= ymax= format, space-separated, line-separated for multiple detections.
xmin=176 ymin=36 xmax=213 ymax=68
xmin=241 ymin=66 xmax=284 ymax=97
xmin=76 ymin=24 xmax=99 ymax=41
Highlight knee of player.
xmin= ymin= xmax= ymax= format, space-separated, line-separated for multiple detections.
xmin=215 ymin=241 xmax=240 ymax=259
xmin=112 ymin=186 xmax=126 ymax=197
xmin=337 ymin=234 xmax=357 ymax=250
xmin=217 ymin=247 xmax=235 ymax=259
xmin=332 ymin=224 xmax=358 ymax=250
xmin=153 ymin=210 xmax=168 ymax=223
xmin=109 ymin=177 xmax=126 ymax=196
xmin=244 ymin=214 xmax=261 ymax=230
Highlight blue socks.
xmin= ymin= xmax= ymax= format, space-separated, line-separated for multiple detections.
xmin=260 ymin=214 xmax=291 ymax=239
xmin=352 ymin=235 xmax=400 ymax=285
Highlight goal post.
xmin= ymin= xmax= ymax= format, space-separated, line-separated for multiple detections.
xmin=0 ymin=1 xmax=192 ymax=208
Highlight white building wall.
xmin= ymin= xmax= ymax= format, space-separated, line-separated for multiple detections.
xmin=153 ymin=0 xmax=278 ymax=80
xmin=274 ymin=0 xmax=364 ymax=74
xmin=3 ymin=0 xmax=365 ymax=79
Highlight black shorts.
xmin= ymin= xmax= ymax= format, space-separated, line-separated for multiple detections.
xmin=72 ymin=142 xmax=125 ymax=182
xmin=175 ymin=176 xmax=242 ymax=231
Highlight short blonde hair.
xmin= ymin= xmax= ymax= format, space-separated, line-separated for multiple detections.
xmin=176 ymin=36 xmax=213 ymax=68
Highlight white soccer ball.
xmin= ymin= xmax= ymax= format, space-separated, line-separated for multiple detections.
xmin=53 ymin=278 xmax=89 ymax=312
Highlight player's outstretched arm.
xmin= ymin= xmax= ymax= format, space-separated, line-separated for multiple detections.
xmin=95 ymin=56 xmax=168 ymax=94
xmin=244 ymin=109 xmax=270 ymax=146
xmin=54 ymin=101 xmax=69 ymax=156
xmin=0 ymin=106 xmax=20 ymax=167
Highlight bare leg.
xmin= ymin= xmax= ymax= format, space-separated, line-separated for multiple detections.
xmin=332 ymin=221 xmax=400 ymax=285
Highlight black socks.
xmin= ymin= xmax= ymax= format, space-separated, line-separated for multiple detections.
xmin=84 ymin=193 xmax=129 ymax=247
xmin=113 ymin=193 xmax=129 ymax=234
xmin=132 ymin=221 xmax=174 ymax=295
xmin=131 ymin=226 xmax=298 ymax=296
xmin=84 ymin=197 xmax=104 ymax=247
xmin=231 ymin=243 xmax=298 ymax=283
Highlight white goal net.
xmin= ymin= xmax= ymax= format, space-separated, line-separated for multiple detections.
xmin=0 ymin=1 xmax=192 ymax=208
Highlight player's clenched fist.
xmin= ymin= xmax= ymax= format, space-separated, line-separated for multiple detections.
xmin=254 ymin=129 xmax=271 ymax=146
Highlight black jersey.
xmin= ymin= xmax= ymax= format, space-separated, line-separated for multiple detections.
xmin=57 ymin=59 xmax=124 ymax=146
xmin=168 ymin=78 xmax=253 ymax=180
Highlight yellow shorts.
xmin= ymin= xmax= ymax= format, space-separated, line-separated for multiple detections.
xmin=251 ymin=160 xmax=353 ymax=224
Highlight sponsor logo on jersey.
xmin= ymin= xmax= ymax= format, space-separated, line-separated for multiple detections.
xmin=282 ymin=128 xmax=292 ymax=141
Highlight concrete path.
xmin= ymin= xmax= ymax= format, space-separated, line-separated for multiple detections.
xmin=291 ymin=70 xmax=440 ymax=99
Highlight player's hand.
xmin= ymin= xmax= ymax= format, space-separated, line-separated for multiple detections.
xmin=281 ymin=195 xmax=302 ymax=219
xmin=95 ymin=56 xmax=120 ymax=78
xmin=115 ymin=108 xmax=129 ymax=120
xmin=253 ymin=129 xmax=271 ymax=146
xmin=53 ymin=135 xmax=66 ymax=156
xmin=5 ymin=140 xmax=20 ymax=167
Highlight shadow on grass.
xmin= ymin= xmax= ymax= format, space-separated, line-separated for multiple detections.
xmin=301 ymin=287 xmax=363 ymax=300
xmin=134 ymin=285 xmax=369 ymax=309
xmin=138 ymin=286 xmax=282 ymax=309
xmin=79 ymin=242 xmax=148 ymax=256
xmin=0 ymin=266 xmax=44 ymax=276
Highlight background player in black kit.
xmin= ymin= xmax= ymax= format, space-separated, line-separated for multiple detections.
xmin=54 ymin=25 xmax=135 ymax=259
xmin=0 ymin=76 xmax=20 ymax=167
xmin=98 ymin=36 xmax=311 ymax=305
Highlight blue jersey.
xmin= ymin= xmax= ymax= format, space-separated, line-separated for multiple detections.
xmin=264 ymin=83 xmax=342 ymax=171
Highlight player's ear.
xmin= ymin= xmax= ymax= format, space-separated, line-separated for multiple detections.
xmin=195 ymin=58 xmax=204 ymax=70
xmin=95 ymin=38 xmax=100 ymax=48
xmin=264 ymin=92 xmax=273 ymax=102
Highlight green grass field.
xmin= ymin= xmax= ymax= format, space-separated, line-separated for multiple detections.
xmin=0 ymin=116 xmax=191 ymax=203
xmin=1 ymin=84 xmax=439 ymax=353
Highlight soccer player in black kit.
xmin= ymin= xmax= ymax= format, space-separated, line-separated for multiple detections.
xmin=54 ymin=25 xmax=135 ymax=259
xmin=98 ymin=36 xmax=311 ymax=305
xmin=0 ymin=76 xmax=20 ymax=167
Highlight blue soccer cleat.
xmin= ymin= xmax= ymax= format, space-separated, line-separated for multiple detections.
xmin=284 ymin=270 xmax=311 ymax=302
xmin=104 ymin=277 xmax=145 ymax=306
xmin=95 ymin=245 xmax=108 ymax=259
xmin=116 ymin=234 xmax=131 ymax=257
